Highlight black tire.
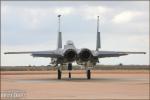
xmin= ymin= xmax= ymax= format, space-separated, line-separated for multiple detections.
xmin=87 ymin=70 xmax=91 ymax=79
xmin=58 ymin=69 xmax=61 ymax=79
xmin=69 ymin=72 xmax=71 ymax=79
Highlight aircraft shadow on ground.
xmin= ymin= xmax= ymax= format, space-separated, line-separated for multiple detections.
xmin=15 ymin=77 xmax=129 ymax=83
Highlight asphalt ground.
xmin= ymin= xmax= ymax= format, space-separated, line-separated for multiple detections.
xmin=1 ymin=70 xmax=149 ymax=99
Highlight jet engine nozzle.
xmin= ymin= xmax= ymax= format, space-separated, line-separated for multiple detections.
xmin=64 ymin=49 xmax=77 ymax=62
xmin=79 ymin=49 xmax=92 ymax=61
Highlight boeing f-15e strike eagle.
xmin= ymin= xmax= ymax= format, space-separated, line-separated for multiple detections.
xmin=5 ymin=15 xmax=146 ymax=79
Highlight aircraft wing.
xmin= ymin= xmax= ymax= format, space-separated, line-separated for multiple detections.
xmin=4 ymin=50 xmax=63 ymax=58
xmin=95 ymin=51 xmax=146 ymax=58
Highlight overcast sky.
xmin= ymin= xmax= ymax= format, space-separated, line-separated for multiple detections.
xmin=1 ymin=1 xmax=149 ymax=66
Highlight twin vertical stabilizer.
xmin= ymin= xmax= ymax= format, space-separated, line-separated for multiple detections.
xmin=57 ymin=15 xmax=62 ymax=49
xmin=96 ymin=16 xmax=101 ymax=51
xmin=57 ymin=15 xmax=101 ymax=50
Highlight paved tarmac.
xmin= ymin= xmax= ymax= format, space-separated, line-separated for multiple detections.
xmin=1 ymin=70 xmax=149 ymax=99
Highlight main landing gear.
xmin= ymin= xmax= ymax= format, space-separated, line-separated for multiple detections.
xmin=68 ymin=63 xmax=72 ymax=79
xmin=57 ymin=64 xmax=91 ymax=79
xmin=86 ymin=69 xmax=91 ymax=79
xmin=57 ymin=69 xmax=62 ymax=79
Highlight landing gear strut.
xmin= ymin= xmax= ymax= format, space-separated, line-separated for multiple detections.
xmin=57 ymin=69 xmax=61 ymax=79
xmin=68 ymin=63 xmax=72 ymax=79
xmin=87 ymin=69 xmax=91 ymax=79
xmin=69 ymin=72 xmax=71 ymax=79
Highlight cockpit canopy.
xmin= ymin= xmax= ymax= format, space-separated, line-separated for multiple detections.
xmin=66 ymin=40 xmax=74 ymax=45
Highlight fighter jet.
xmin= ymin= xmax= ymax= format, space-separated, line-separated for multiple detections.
xmin=4 ymin=15 xmax=146 ymax=79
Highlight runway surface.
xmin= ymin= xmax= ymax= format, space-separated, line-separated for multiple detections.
xmin=1 ymin=70 xmax=149 ymax=99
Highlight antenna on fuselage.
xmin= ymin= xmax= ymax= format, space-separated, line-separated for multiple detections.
xmin=57 ymin=15 xmax=62 ymax=49
xmin=96 ymin=16 xmax=101 ymax=51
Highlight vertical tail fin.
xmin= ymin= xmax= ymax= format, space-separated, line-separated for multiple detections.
xmin=57 ymin=32 xmax=62 ymax=49
xmin=57 ymin=15 xmax=62 ymax=49
xmin=96 ymin=16 xmax=101 ymax=51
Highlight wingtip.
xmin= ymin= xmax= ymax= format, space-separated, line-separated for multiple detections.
xmin=4 ymin=52 xmax=10 ymax=54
